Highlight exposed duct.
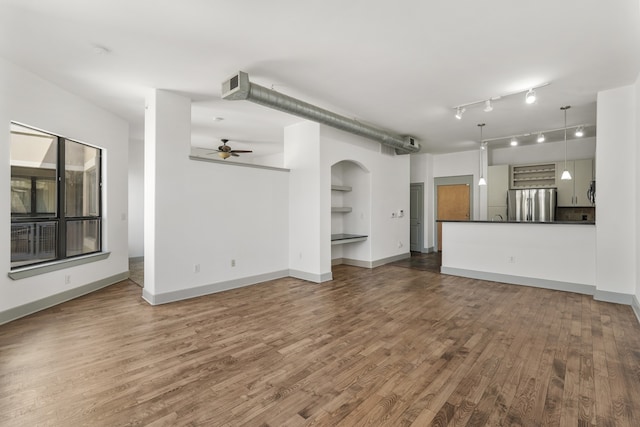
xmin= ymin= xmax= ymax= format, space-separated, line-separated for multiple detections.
xmin=221 ymin=71 xmax=420 ymax=155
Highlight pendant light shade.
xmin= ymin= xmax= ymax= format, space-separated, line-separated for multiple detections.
xmin=560 ymin=106 xmax=572 ymax=181
xmin=478 ymin=123 xmax=486 ymax=186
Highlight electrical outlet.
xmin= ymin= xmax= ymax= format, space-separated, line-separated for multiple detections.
xmin=398 ymin=241 xmax=403 ymax=248
xmin=231 ymin=259 xmax=236 ymax=267
xmin=64 ymin=275 xmax=71 ymax=285
xmin=194 ymin=264 xmax=200 ymax=273
xmin=391 ymin=212 xmax=397 ymax=218
xmin=508 ymin=256 xmax=516 ymax=263
xmin=398 ymin=209 xmax=404 ymax=218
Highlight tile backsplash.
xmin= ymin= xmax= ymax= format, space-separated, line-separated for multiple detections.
xmin=555 ymin=206 xmax=595 ymax=222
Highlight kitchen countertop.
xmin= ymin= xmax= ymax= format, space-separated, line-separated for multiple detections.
xmin=437 ymin=220 xmax=595 ymax=225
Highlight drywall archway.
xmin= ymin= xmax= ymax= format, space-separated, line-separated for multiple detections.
xmin=330 ymin=160 xmax=371 ymax=269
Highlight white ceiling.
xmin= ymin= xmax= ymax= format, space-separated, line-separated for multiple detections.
xmin=1 ymin=0 xmax=639 ymax=157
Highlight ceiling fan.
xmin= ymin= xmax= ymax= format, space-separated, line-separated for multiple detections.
xmin=210 ymin=139 xmax=253 ymax=159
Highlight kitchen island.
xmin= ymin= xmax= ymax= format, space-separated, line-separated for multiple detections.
xmin=438 ymin=220 xmax=596 ymax=295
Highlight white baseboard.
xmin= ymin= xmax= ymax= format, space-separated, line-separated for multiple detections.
xmin=330 ymin=252 xmax=411 ymax=269
xmin=631 ymin=295 xmax=640 ymax=324
xmin=142 ymin=269 xmax=290 ymax=305
xmin=288 ymin=269 xmax=333 ymax=283
xmin=0 ymin=272 xmax=129 ymax=325
xmin=441 ymin=267 xmax=637 ymax=323
xmin=440 ymin=267 xmax=595 ymax=296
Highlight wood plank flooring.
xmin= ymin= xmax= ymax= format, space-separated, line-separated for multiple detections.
xmin=1 ymin=264 xmax=640 ymax=426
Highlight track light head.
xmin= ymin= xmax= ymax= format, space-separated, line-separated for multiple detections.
xmin=537 ymin=133 xmax=545 ymax=143
xmin=510 ymin=138 xmax=518 ymax=146
xmin=525 ymin=89 xmax=536 ymax=104
xmin=455 ymin=107 xmax=465 ymax=120
xmin=478 ymin=176 xmax=487 ymax=186
xmin=575 ymin=126 xmax=584 ymax=137
xmin=483 ymin=100 xmax=493 ymax=112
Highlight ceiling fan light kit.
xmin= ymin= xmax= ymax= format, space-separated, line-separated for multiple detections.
xmin=209 ymin=138 xmax=253 ymax=160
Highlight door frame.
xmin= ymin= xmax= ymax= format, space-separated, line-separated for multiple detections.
xmin=409 ymin=182 xmax=424 ymax=252
xmin=434 ymin=175 xmax=474 ymax=251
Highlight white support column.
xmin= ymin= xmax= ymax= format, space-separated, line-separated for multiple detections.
xmin=143 ymin=89 xmax=191 ymax=303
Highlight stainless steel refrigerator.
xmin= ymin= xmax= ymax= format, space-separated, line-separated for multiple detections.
xmin=507 ymin=188 xmax=556 ymax=222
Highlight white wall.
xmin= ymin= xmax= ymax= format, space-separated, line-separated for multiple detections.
xmin=128 ymin=138 xmax=144 ymax=258
xmin=596 ymin=85 xmax=637 ymax=297
xmin=143 ymin=90 xmax=289 ymax=303
xmin=285 ymin=121 xmax=324 ymax=279
xmin=0 ymin=56 xmax=129 ymax=314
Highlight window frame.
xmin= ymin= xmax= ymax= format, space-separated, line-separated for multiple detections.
xmin=10 ymin=123 xmax=104 ymax=271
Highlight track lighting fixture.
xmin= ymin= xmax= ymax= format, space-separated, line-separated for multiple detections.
xmin=560 ymin=106 xmax=572 ymax=180
xmin=452 ymin=82 xmax=549 ymax=119
xmin=575 ymin=126 xmax=584 ymax=137
xmin=525 ymin=89 xmax=536 ymax=104
xmin=478 ymin=124 xmax=486 ymax=186
xmin=510 ymin=138 xmax=518 ymax=146
xmin=481 ymin=124 xmax=593 ymax=146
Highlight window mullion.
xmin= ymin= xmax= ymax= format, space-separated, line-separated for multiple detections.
xmin=57 ymin=137 xmax=66 ymax=259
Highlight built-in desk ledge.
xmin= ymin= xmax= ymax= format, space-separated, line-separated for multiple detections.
xmin=437 ymin=220 xmax=595 ymax=225
xmin=331 ymin=233 xmax=368 ymax=245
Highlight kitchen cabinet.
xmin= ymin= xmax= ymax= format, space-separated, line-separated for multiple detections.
xmin=556 ymin=159 xmax=594 ymax=207
xmin=488 ymin=165 xmax=509 ymax=220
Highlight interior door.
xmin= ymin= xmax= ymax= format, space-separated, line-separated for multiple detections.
xmin=437 ymin=184 xmax=470 ymax=251
xmin=410 ymin=183 xmax=424 ymax=252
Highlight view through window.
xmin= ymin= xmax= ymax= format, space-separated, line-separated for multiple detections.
xmin=10 ymin=123 xmax=102 ymax=269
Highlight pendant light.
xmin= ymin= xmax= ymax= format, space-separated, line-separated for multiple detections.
xmin=560 ymin=106 xmax=572 ymax=180
xmin=478 ymin=123 xmax=486 ymax=186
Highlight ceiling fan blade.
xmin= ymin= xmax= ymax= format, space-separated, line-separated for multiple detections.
xmin=229 ymin=150 xmax=253 ymax=153
xmin=231 ymin=152 xmax=240 ymax=157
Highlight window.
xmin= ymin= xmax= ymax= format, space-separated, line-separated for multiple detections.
xmin=10 ymin=123 xmax=102 ymax=269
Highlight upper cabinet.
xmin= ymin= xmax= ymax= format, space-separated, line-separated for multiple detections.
xmin=556 ymin=159 xmax=594 ymax=207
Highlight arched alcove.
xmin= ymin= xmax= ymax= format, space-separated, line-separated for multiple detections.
xmin=330 ymin=160 xmax=371 ymax=269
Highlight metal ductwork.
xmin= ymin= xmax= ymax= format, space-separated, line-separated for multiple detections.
xmin=221 ymin=71 xmax=420 ymax=155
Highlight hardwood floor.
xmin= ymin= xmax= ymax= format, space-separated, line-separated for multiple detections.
xmin=1 ymin=264 xmax=639 ymax=426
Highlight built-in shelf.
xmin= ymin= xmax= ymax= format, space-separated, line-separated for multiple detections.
xmin=331 ymin=233 xmax=368 ymax=245
xmin=331 ymin=183 xmax=353 ymax=213
xmin=331 ymin=207 xmax=352 ymax=213
xmin=510 ymin=163 xmax=556 ymax=189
